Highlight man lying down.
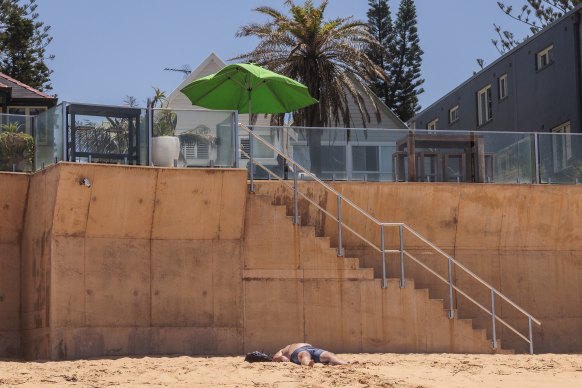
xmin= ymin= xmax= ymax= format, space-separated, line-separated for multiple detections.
xmin=273 ymin=343 xmax=349 ymax=366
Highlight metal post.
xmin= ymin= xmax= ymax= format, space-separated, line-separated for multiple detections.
xmin=233 ymin=113 xmax=239 ymax=168
xmin=88 ymin=154 xmax=92 ymax=163
xmin=31 ymin=116 xmax=37 ymax=171
xmin=533 ymin=133 xmax=540 ymax=183
xmin=293 ymin=165 xmax=299 ymax=225
xmin=381 ymin=224 xmax=387 ymax=288
xmin=147 ymin=100 xmax=153 ymax=166
xmin=447 ymin=257 xmax=455 ymax=319
xmin=491 ymin=288 xmax=497 ymax=349
xmin=399 ymin=224 xmax=405 ymax=288
xmin=61 ymin=102 xmax=67 ymax=162
xmin=337 ymin=195 xmax=343 ymax=257
xmin=173 ymin=159 xmax=177 ymax=167
xmin=528 ymin=316 xmax=534 ymax=354
xmin=124 ymin=156 xmax=128 ymax=165
xmin=249 ymin=133 xmax=255 ymax=193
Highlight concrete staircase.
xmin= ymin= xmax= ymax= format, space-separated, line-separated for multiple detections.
xmin=243 ymin=194 xmax=512 ymax=354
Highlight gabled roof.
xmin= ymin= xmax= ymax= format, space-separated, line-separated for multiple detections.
xmin=166 ymin=52 xmax=226 ymax=107
xmin=0 ymin=72 xmax=55 ymax=100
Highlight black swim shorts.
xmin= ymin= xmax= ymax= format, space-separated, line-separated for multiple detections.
xmin=290 ymin=345 xmax=325 ymax=364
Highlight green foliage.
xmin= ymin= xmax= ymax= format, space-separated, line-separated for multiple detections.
xmin=0 ymin=0 xmax=54 ymax=91
xmin=366 ymin=0 xmax=393 ymax=104
xmin=234 ymin=0 xmax=387 ymax=174
xmin=233 ymin=0 xmax=386 ymax=128
xmin=494 ymin=0 xmax=582 ymax=54
xmin=153 ymin=110 xmax=177 ymax=137
xmin=387 ymin=0 xmax=424 ymax=122
xmin=0 ymin=122 xmax=34 ymax=170
xmin=149 ymin=88 xmax=177 ymax=137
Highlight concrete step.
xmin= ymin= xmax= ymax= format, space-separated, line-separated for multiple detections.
xmin=259 ymin=194 xmax=516 ymax=354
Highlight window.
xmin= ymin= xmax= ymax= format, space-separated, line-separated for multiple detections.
xmin=498 ymin=74 xmax=508 ymax=100
xmin=7 ymin=106 xmax=47 ymax=116
xmin=552 ymin=122 xmax=572 ymax=172
xmin=449 ymin=106 xmax=459 ymax=123
xmin=240 ymin=134 xmax=275 ymax=159
xmin=537 ymin=45 xmax=554 ymax=70
xmin=427 ymin=118 xmax=438 ymax=131
xmin=183 ymin=141 xmax=209 ymax=160
xmin=240 ymin=138 xmax=250 ymax=159
xmin=477 ymin=85 xmax=492 ymax=126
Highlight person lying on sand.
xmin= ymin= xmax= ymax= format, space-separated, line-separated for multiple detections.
xmin=272 ymin=343 xmax=348 ymax=366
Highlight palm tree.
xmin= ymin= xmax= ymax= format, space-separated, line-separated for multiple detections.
xmin=233 ymin=0 xmax=387 ymax=174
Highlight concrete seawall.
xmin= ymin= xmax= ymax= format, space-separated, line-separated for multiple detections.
xmin=1 ymin=164 xmax=581 ymax=358
xmin=255 ymin=181 xmax=582 ymax=353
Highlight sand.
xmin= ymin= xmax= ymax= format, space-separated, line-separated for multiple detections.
xmin=1 ymin=353 xmax=582 ymax=387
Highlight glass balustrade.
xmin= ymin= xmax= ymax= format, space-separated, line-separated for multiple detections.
xmin=246 ymin=126 xmax=545 ymax=184
xmin=2 ymin=102 xmax=582 ymax=186
xmin=538 ymin=132 xmax=582 ymax=184
xmin=0 ymin=113 xmax=35 ymax=172
xmin=152 ymin=109 xmax=237 ymax=168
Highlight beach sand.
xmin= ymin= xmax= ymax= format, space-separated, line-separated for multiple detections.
xmin=1 ymin=353 xmax=581 ymax=387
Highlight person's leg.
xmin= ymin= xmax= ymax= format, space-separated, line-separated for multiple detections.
xmin=319 ymin=351 xmax=348 ymax=365
xmin=297 ymin=350 xmax=314 ymax=367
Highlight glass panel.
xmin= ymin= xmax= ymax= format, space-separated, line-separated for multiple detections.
xmin=138 ymin=108 xmax=148 ymax=166
xmin=539 ymin=132 xmax=582 ymax=184
xmin=153 ymin=109 xmax=236 ymax=168
xmin=72 ymin=114 xmax=133 ymax=162
xmin=35 ymin=104 xmax=64 ymax=169
xmin=0 ymin=113 xmax=34 ymax=172
xmin=479 ymin=131 xmax=533 ymax=183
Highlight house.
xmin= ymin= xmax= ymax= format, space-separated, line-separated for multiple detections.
xmin=166 ymin=53 xmax=407 ymax=176
xmin=409 ymin=5 xmax=582 ymax=183
xmin=0 ymin=72 xmax=57 ymax=116
xmin=411 ymin=5 xmax=582 ymax=135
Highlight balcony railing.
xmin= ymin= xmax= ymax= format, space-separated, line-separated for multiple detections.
xmin=244 ymin=126 xmax=582 ymax=185
xmin=1 ymin=102 xmax=581 ymax=187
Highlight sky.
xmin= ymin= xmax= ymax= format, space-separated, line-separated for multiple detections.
xmin=34 ymin=0 xmax=532 ymax=111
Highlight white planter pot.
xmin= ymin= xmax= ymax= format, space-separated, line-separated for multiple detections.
xmin=152 ymin=136 xmax=181 ymax=167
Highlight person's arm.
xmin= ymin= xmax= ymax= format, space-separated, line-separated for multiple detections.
xmin=272 ymin=348 xmax=290 ymax=362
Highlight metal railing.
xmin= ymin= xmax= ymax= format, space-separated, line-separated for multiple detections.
xmin=247 ymin=125 xmax=582 ymax=185
xmin=241 ymin=123 xmax=542 ymax=354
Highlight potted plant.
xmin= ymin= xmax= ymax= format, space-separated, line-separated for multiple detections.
xmin=151 ymin=88 xmax=180 ymax=167
xmin=0 ymin=122 xmax=34 ymax=171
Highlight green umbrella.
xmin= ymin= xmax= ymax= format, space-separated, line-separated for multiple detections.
xmin=180 ymin=63 xmax=318 ymax=124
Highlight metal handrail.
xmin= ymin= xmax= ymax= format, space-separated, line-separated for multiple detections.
xmin=249 ymin=124 xmax=582 ymax=137
xmin=240 ymin=124 xmax=541 ymax=353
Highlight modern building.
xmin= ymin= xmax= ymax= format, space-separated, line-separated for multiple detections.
xmin=411 ymin=4 xmax=582 ymax=136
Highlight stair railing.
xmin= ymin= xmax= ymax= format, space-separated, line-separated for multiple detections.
xmin=240 ymin=124 xmax=541 ymax=354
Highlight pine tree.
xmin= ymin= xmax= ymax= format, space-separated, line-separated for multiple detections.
xmin=494 ymin=0 xmax=582 ymax=54
xmin=388 ymin=0 xmax=424 ymax=122
xmin=366 ymin=0 xmax=392 ymax=104
xmin=0 ymin=0 xmax=54 ymax=91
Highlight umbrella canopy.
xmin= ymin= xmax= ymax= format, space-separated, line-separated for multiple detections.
xmin=180 ymin=63 xmax=318 ymax=118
